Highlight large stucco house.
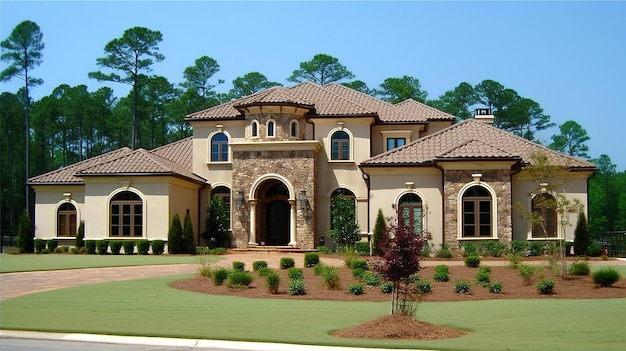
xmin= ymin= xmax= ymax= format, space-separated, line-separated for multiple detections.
xmin=29 ymin=82 xmax=596 ymax=252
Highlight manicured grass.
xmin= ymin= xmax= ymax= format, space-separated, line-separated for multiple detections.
xmin=0 ymin=254 xmax=221 ymax=273
xmin=1 ymin=274 xmax=624 ymax=350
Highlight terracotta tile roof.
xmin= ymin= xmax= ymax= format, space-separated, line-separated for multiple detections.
xmin=29 ymin=137 xmax=206 ymax=185
xmin=28 ymin=148 xmax=132 ymax=184
xmin=185 ymin=81 xmax=451 ymax=122
xmin=362 ymin=119 xmax=596 ymax=170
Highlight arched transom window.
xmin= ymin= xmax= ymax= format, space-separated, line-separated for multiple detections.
xmin=57 ymin=202 xmax=77 ymax=237
xmin=110 ymin=191 xmax=143 ymax=237
xmin=211 ymin=133 xmax=229 ymax=162
xmin=330 ymin=130 xmax=350 ymax=160
xmin=532 ymin=193 xmax=557 ymax=238
xmin=398 ymin=193 xmax=422 ymax=235
xmin=462 ymin=186 xmax=493 ymax=237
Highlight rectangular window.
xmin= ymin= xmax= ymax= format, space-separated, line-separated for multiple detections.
xmin=387 ymin=138 xmax=406 ymax=151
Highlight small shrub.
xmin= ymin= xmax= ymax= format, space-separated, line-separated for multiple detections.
xmin=352 ymin=267 xmax=365 ymax=278
xmin=475 ymin=271 xmax=491 ymax=287
xmin=252 ymin=261 xmax=268 ymax=271
xmin=484 ymin=241 xmax=505 ymax=257
xmin=381 ymin=281 xmax=394 ymax=294
xmin=434 ymin=247 xmax=453 ymax=258
xmin=232 ymin=261 xmax=245 ymax=271
xmin=34 ymin=239 xmax=46 ymax=253
xmin=136 ymin=240 xmax=149 ymax=255
xmin=151 ymin=240 xmax=165 ymax=255
xmin=507 ymin=252 xmax=523 ymax=269
xmin=227 ymin=270 xmax=254 ymax=288
xmin=592 ymin=268 xmax=620 ymax=287
xmin=96 ymin=240 xmax=109 ymax=255
xmin=362 ymin=272 xmax=381 ymax=287
xmin=313 ymin=263 xmax=328 ymax=276
xmin=196 ymin=246 xmax=210 ymax=255
xmin=586 ymin=242 xmax=603 ymax=257
xmin=266 ymin=272 xmax=281 ymax=294
xmin=322 ymin=266 xmax=341 ymax=290
xmin=199 ymin=263 xmax=212 ymax=278
xmin=510 ymin=240 xmax=528 ymax=255
xmin=47 ymin=240 xmax=59 ymax=252
xmin=122 ymin=241 xmax=135 ymax=255
xmin=257 ymin=267 xmax=274 ymax=277
xmin=212 ymin=268 xmax=230 ymax=285
xmin=209 ymin=247 xmax=226 ymax=255
xmin=54 ymin=247 xmax=64 ymax=254
xmin=568 ymin=261 xmax=590 ymax=276
xmin=70 ymin=247 xmax=79 ymax=254
xmin=489 ymin=281 xmax=503 ymax=294
xmin=478 ymin=265 xmax=491 ymax=274
xmin=109 ymin=241 xmax=123 ymax=255
xmin=304 ymin=252 xmax=320 ymax=267
xmin=537 ymin=279 xmax=556 ymax=294
xmin=280 ymin=257 xmax=295 ymax=269
xmin=85 ymin=240 xmax=96 ymax=254
xmin=60 ymin=245 xmax=70 ymax=253
xmin=464 ymin=255 xmax=481 ymax=268
xmin=528 ymin=241 xmax=546 ymax=256
xmin=434 ymin=271 xmax=449 ymax=282
xmin=408 ymin=273 xmax=420 ymax=283
xmin=79 ymin=247 xmax=86 ymax=254
xmin=288 ymin=279 xmax=306 ymax=295
xmin=348 ymin=283 xmax=365 ymax=295
xmin=350 ymin=259 xmax=369 ymax=271
xmin=454 ymin=280 xmax=471 ymax=294
xmin=415 ymin=280 xmax=433 ymax=294
xmin=462 ymin=242 xmax=478 ymax=257
xmin=288 ymin=267 xmax=304 ymax=280
xmin=317 ymin=245 xmax=333 ymax=254
xmin=41 ymin=248 xmax=50 ymax=254
xmin=355 ymin=242 xmax=370 ymax=256
xmin=518 ymin=265 xmax=536 ymax=286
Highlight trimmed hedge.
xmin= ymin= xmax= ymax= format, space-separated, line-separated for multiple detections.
xmin=110 ymin=241 xmax=123 ymax=255
xmin=96 ymin=240 xmax=109 ymax=255
xmin=151 ymin=240 xmax=165 ymax=255
xmin=136 ymin=240 xmax=149 ymax=255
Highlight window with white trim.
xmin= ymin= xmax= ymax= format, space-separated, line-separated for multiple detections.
xmin=57 ymin=202 xmax=77 ymax=237
xmin=461 ymin=186 xmax=492 ymax=237
xmin=211 ymin=133 xmax=229 ymax=162
xmin=532 ymin=193 xmax=557 ymax=238
xmin=267 ymin=120 xmax=275 ymax=137
xmin=110 ymin=191 xmax=142 ymax=237
xmin=398 ymin=193 xmax=422 ymax=235
xmin=331 ymin=131 xmax=350 ymax=160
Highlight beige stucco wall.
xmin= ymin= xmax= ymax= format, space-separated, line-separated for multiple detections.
xmin=364 ymin=167 xmax=444 ymax=247
xmin=511 ymin=172 xmax=591 ymax=242
xmin=32 ymin=185 xmax=85 ymax=239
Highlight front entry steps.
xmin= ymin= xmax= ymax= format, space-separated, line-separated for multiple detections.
xmin=232 ymin=245 xmax=315 ymax=253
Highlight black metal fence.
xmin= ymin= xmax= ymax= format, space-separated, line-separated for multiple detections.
xmin=597 ymin=231 xmax=626 ymax=257
xmin=1 ymin=230 xmax=18 ymax=253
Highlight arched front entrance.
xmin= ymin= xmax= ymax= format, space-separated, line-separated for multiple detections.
xmin=255 ymin=179 xmax=291 ymax=246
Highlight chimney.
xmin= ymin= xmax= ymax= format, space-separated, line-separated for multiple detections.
xmin=474 ymin=108 xmax=494 ymax=125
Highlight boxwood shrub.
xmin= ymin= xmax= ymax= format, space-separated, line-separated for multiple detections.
xmin=232 ymin=261 xmax=245 ymax=271
xmin=304 ymin=252 xmax=320 ymax=267
xmin=136 ymin=240 xmax=149 ymax=255
xmin=109 ymin=240 xmax=123 ymax=255
xmin=85 ymin=240 xmax=96 ymax=254
xmin=227 ymin=270 xmax=254 ymax=288
xmin=288 ymin=267 xmax=304 ymax=280
xmin=34 ymin=239 xmax=46 ymax=253
xmin=348 ymin=282 xmax=365 ymax=295
xmin=252 ymin=261 xmax=268 ymax=271
xmin=151 ymin=240 xmax=165 ymax=255
xmin=464 ymin=255 xmax=481 ymax=268
xmin=280 ymin=257 xmax=295 ymax=269
xmin=46 ymin=240 xmax=59 ymax=252
xmin=350 ymin=259 xmax=369 ymax=271
xmin=96 ymin=240 xmax=109 ymax=255
xmin=212 ymin=268 xmax=230 ymax=285
xmin=289 ymin=279 xmax=306 ymax=295
xmin=122 ymin=241 xmax=135 ymax=255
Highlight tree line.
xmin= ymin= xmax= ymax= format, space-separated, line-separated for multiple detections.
xmin=1 ymin=21 xmax=624 ymax=237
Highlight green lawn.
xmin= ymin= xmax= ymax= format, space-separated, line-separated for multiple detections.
xmin=0 ymin=253 xmax=221 ymax=273
xmin=1 ymin=274 xmax=624 ymax=351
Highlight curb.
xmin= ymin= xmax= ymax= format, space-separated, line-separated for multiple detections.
xmin=0 ymin=330 xmax=435 ymax=351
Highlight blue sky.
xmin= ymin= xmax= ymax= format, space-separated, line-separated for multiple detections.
xmin=2 ymin=1 xmax=625 ymax=170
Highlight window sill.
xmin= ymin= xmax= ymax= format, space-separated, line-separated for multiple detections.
xmin=328 ymin=160 xmax=355 ymax=165
xmin=206 ymin=161 xmax=233 ymax=167
xmin=457 ymin=237 xmax=498 ymax=241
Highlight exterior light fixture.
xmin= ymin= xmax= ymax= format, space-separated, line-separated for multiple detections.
xmin=472 ymin=173 xmax=482 ymax=183
xmin=540 ymin=182 xmax=549 ymax=192
xmin=297 ymin=190 xmax=308 ymax=211
xmin=235 ymin=190 xmax=245 ymax=209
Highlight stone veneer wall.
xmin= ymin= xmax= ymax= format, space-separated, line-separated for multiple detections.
xmin=231 ymin=149 xmax=317 ymax=249
xmin=442 ymin=169 xmax=513 ymax=245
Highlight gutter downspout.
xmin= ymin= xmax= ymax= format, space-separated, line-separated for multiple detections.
xmin=433 ymin=161 xmax=446 ymax=247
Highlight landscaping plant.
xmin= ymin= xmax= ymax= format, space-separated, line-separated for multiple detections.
xmin=252 ymin=261 xmax=268 ymax=271
xmin=75 ymin=221 xmax=85 ymax=249
xmin=122 ymin=241 xmax=135 ymax=255
xmin=227 ymin=270 xmax=254 ymax=289
xmin=537 ymin=279 xmax=556 ymax=294
xmin=288 ymin=267 xmax=303 ymax=280
xmin=592 ymin=268 xmax=620 ymax=287
xmin=280 ymin=257 xmax=295 ymax=269
xmin=288 ymin=279 xmax=306 ymax=295
xmin=265 ymin=271 xmax=281 ymax=294
xmin=415 ymin=280 xmax=433 ymax=294
xmin=151 ymin=240 xmax=165 ymax=255
xmin=464 ymin=255 xmax=481 ymax=268
xmin=136 ymin=240 xmax=150 ymax=255
xmin=568 ymin=261 xmax=590 ymax=276
xmin=232 ymin=261 xmax=245 ymax=271
xmin=348 ymin=282 xmax=365 ymax=295
xmin=304 ymin=252 xmax=320 ymax=267
xmin=454 ymin=280 xmax=471 ymax=294
xmin=212 ymin=268 xmax=230 ymax=285
xmin=109 ymin=240 xmax=123 ymax=255
xmin=167 ymin=214 xmax=184 ymax=254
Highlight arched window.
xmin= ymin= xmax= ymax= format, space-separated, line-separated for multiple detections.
xmin=110 ymin=191 xmax=142 ymax=237
xmin=57 ymin=202 xmax=77 ymax=237
xmin=251 ymin=120 xmax=259 ymax=138
xmin=211 ymin=186 xmax=231 ymax=229
xmin=398 ymin=193 xmax=422 ymax=235
xmin=461 ymin=186 xmax=492 ymax=237
xmin=532 ymin=193 xmax=557 ymax=238
xmin=267 ymin=120 xmax=275 ymax=137
xmin=290 ymin=120 xmax=298 ymax=138
xmin=211 ymin=133 xmax=229 ymax=162
xmin=331 ymin=130 xmax=350 ymax=160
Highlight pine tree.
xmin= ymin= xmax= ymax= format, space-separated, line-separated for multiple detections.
xmin=372 ymin=209 xmax=387 ymax=256
xmin=167 ymin=214 xmax=183 ymax=254
xmin=183 ymin=210 xmax=195 ymax=254
xmin=573 ymin=211 xmax=591 ymax=256
xmin=75 ymin=220 xmax=85 ymax=248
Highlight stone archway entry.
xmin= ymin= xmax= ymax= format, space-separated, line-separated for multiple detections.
xmin=255 ymin=179 xmax=291 ymax=246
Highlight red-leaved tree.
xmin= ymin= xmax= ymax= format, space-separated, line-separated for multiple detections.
xmin=374 ymin=224 xmax=425 ymax=315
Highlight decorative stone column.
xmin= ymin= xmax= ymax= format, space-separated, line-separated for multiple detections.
xmin=248 ymin=200 xmax=257 ymax=245
xmin=289 ymin=199 xmax=297 ymax=246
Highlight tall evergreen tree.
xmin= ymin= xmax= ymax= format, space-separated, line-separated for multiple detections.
xmin=1 ymin=20 xmax=45 ymax=216
xmin=167 ymin=213 xmax=183 ymax=254
xmin=372 ymin=209 xmax=387 ymax=256
xmin=573 ymin=211 xmax=590 ymax=256
xmin=287 ymin=53 xmax=354 ymax=85
xmin=17 ymin=210 xmax=33 ymax=253
xmin=183 ymin=210 xmax=195 ymax=254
